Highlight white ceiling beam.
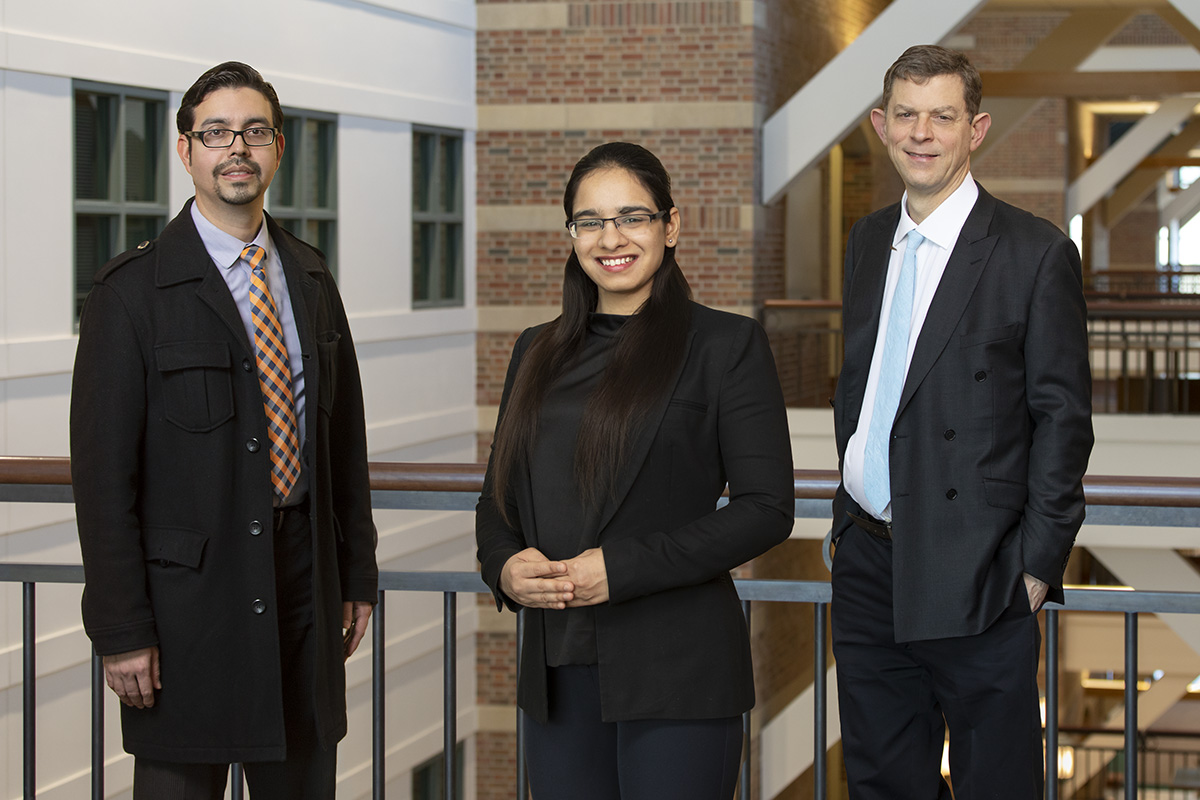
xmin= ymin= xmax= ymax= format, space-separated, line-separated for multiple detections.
xmin=1066 ymin=96 xmax=1200 ymax=220
xmin=1161 ymin=174 xmax=1200 ymax=227
xmin=1168 ymin=0 xmax=1200 ymax=34
xmin=759 ymin=0 xmax=986 ymax=206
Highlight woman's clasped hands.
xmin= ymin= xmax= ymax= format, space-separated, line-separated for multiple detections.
xmin=499 ymin=547 xmax=610 ymax=610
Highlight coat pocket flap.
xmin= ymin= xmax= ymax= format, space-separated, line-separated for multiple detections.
xmin=155 ymin=342 xmax=231 ymax=372
xmin=984 ymin=478 xmax=1028 ymax=511
xmin=143 ymin=526 xmax=208 ymax=568
xmin=959 ymin=323 xmax=1020 ymax=348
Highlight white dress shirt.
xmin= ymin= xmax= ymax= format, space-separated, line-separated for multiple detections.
xmin=843 ymin=176 xmax=980 ymax=520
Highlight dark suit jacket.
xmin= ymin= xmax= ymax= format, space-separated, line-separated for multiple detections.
xmin=477 ymin=303 xmax=794 ymax=724
xmin=832 ymin=185 xmax=1093 ymax=642
xmin=70 ymin=200 xmax=378 ymax=762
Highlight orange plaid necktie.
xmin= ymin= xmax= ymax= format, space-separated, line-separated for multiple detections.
xmin=243 ymin=244 xmax=302 ymax=501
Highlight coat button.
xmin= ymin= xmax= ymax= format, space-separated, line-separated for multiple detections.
xmin=944 ymin=429 xmax=956 ymax=440
xmin=242 ymin=359 xmax=253 ymax=372
xmin=136 ymin=240 xmax=151 ymax=250
xmin=252 ymin=599 xmax=267 ymax=614
xmin=974 ymin=370 xmax=987 ymax=382
xmin=946 ymin=488 xmax=958 ymax=500
xmin=249 ymin=520 xmax=263 ymax=536
xmin=246 ymin=438 xmax=260 ymax=453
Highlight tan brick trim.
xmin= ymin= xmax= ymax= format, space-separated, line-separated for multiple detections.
xmin=478 ymin=305 xmax=562 ymax=332
xmin=477 ymin=704 xmax=518 ymax=732
xmin=477 ymin=205 xmax=564 ymax=232
xmin=478 ymin=102 xmax=758 ymax=132
xmin=477 ymin=3 xmax=569 ymax=30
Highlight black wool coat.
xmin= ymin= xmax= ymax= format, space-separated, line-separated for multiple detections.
xmin=71 ymin=200 xmax=378 ymax=763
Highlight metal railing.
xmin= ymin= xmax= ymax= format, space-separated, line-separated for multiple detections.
xmin=1085 ymin=267 xmax=1200 ymax=297
xmin=761 ymin=299 xmax=1200 ymax=414
xmin=1061 ymin=731 xmax=1200 ymax=799
xmin=2 ymin=457 xmax=1200 ymax=800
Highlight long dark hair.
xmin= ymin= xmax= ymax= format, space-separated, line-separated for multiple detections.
xmin=490 ymin=142 xmax=692 ymax=520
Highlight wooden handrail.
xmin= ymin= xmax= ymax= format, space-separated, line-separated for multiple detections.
xmin=2 ymin=456 xmax=1199 ymax=508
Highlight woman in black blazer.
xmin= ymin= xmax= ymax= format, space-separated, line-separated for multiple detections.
xmin=476 ymin=142 xmax=794 ymax=800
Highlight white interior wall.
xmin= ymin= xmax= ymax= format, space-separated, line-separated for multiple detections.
xmin=0 ymin=1 xmax=478 ymax=796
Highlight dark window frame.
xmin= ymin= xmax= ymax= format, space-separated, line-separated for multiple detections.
xmin=73 ymin=80 xmax=170 ymax=324
xmin=269 ymin=107 xmax=338 ymax=274
xmin=412 ymin=125 xmax=465 ymax=308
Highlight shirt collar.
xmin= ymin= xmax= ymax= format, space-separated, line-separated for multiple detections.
xmin=190 ymin=201 xmax=272 ymax=269
xmin=894 ymin=173 xmax=979 ymax=251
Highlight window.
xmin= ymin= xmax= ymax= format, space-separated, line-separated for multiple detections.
xmin=271 ymin=109 xmax=338 ymax=274
xmin=412 ymin=742 xmax=465 ymax=800
xmin=73 ymin=82 xmax=169 ymax=321
xmin=413 ymin=127 xmax=464 ymax=307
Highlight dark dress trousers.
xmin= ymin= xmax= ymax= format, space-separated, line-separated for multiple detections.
xmin=477 ymin=303 xmax=795 ymax=725
xmin=71 ymin=199 xmax=378 ymax=763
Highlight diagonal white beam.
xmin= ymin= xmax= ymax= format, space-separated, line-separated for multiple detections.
xmin=1088 ymin=546 xmax=1200 ymax=658
xmin=1066 ymin=96 xmax=1200 ymax=220
xmin=1169 ymin=0 xmax=1200 ymax=34
xmin=759 ymin=666 xmax=841 ymax=800
xmin=760 ymin=0 xmax=986 ymax=205
xmin=1161 ymin=174 xmax=1200 ymax=227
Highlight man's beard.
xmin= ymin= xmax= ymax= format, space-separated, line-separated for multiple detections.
xmin=212 ymin=158 xmax=263 ymax=205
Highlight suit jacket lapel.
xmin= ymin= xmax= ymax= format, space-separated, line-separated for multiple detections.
xmin=842 ymin=206 xmax=900 ymax=424
xmin=896 ymin=186 xmax=998 ymax=416
xmin=589 ymin=325 xmax=698 ymax=544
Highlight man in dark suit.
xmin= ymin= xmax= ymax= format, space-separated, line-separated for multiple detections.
xmin=70 ymin=62 xmax=377 ymax=799
xmin=831 ymin=45 xmax=1093 ymax=799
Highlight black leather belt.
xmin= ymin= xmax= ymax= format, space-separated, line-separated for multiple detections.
xmin=847 ymin=511 xmax=892 ymax=541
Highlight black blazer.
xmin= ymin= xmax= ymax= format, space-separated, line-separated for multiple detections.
xmin=477 ymin=303 xmax=794 ymax=723
xmin=833 ymin=185 xmax=1094 ymax=642
xmin=71 ymin=200 xmax=378 ymax=762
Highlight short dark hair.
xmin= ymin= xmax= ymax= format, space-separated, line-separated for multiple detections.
xmin=176 ymin=61 xmax=283 ymax=134
xmin=881 ymin=45 xmax=982 ymax=119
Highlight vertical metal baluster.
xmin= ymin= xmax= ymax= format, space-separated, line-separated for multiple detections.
xmin=516 ymin=609 xmax=528 ymax=800
xmin=741 ymin=600 xmax=752 ymax=800
xmin=24 ymin=582 xmax=35 ymax=800
xmin=1125 ymin=612 xmax=1138 ymax=800
xmin=445 ymin=592 xmax=457 ymax=799
xmin=374 ymin=590 xmax=385 ymax=800
xmin=1045 ymin=608 xmax=1058 ymax=800
xmin=93 ymin=650 xmax=104 ymax=800
xmin=231 ymin=764 xmax=244 ymax=800
xmin=814 ymin=602 xmax=828 ymax=800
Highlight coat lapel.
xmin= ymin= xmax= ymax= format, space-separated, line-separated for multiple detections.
xmin=588 ymin=325 xmax=698 ymax=544
xmin=896 ymin=186 xmax=998 ymax=416
xmin=155 ymin=201 xmax=253 ymax=356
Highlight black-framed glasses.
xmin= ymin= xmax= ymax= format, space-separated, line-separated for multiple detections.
xmin=566 ymin=209 xmax=670 ymax=239
xmin=184 ymin=127 xmax=278 ymax=148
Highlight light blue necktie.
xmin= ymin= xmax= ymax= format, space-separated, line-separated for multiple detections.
xmin=863 ymin=229 xmax=925 ymax=515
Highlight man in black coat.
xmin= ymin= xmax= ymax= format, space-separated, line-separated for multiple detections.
xmin=70 ymin=62 xmax=378 ymax=799
xmin=831 ymin=46 xmax=1093 ymax=799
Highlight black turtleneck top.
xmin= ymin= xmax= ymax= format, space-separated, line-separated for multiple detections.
xmin=530 ymin=313 xmax=628 ymax=666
